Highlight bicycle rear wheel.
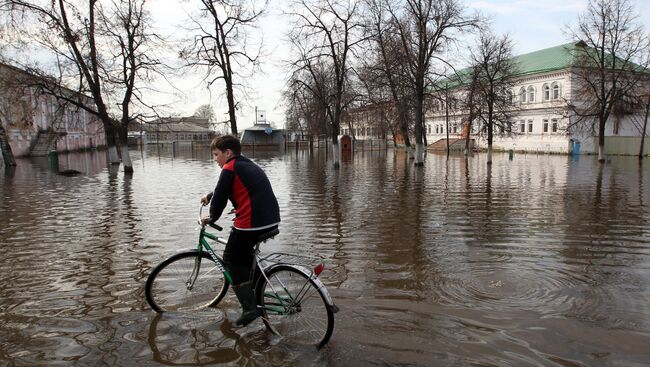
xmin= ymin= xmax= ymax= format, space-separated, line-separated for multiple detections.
xmin=257 ymin=265 xmax=334 ymax=348
xmin=146 ymin=250 xmax=229 ymax=312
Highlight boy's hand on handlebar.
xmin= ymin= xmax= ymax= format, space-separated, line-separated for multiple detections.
xmin=200 ymin=213 xmax=210 ymax=225
xmin=200 ymin=195 xmax=210 ymax=205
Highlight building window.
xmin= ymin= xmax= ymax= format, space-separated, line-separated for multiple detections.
xmin=453 ymin=125 xmax=457 ymax=134
xmin=520 ymin=121 xmax=526 ymax=133
xmin=527 ymin=86 xmax=535 ymax=103
xmin=551 ymin=119 xmax=558 ymax=133
xmin=506 ymin=90 xmax=513 ymax=103
xmin=543 ymin=84 xmax=550 ymax=101
xmin=528 ymin=120 xmax=533 ymax=133
xmin=543 ymin=119 xmax=549 ymax=133
xmin=519 ymin=87 xmax=527 ymax=103
xmin=552 ymin=83 xmax=560 ymax=99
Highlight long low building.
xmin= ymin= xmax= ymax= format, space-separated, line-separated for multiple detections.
xmin=128 ymin=117 xmax=215 ymax=144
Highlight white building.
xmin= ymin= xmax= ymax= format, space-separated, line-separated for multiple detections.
xmin=426 ymin=42 xmax=649 ymax=156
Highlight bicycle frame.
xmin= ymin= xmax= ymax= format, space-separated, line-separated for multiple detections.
xmin=197 ymin=226 xmax=233 ymax=284
xmin=195 ymin=205 xmax=335 ymax=315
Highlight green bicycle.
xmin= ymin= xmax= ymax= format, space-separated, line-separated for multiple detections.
xmin=145 ymin=205 xmax=337 ymax=348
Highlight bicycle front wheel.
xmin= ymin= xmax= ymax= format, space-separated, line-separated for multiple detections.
xmin=257 ymin=265 xmax=334 ymax=348
xmin=146 ymin=250 xmax=229 ymax=312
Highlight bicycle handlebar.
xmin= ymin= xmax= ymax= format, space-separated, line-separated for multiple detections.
xmin=199 ymin=204 xmax=223 ymax=231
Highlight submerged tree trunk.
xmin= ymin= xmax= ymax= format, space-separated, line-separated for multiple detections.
xmin=598 ymin=117 xmax=607 ymax=162
xmin=414 ymin=143 xmax=425 ymax=165
xmin=640 ymin=93 xmax=649 ymax=159
xmin=487 ymin=118 xmax=494 ymax=165
xmin=104 ymin=123 xmax=120 ymax=164
xmin=464 ymin=122 xmax=472 ymax=156
xmin=118 ymin=124 xmax=133 ymax=173
xmin=0 ymin=119 xmax=17 ymax=167
xmin=331 ymin=141 xmax=340 ymax=168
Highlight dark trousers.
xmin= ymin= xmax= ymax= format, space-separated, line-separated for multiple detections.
xmin=223 ymin=227 xmax=275 ymax=285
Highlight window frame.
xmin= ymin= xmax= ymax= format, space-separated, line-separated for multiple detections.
xmin=552 ymin=83 xmax=560 ymax=100
xmin=527 ymin=86 xmax=535 ymax=103
xmin=543 ymin=84 xmax=550 ymax=101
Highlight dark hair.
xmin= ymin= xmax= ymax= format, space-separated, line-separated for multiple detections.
xmin=211 ymin=135 xmax=241 ymax=155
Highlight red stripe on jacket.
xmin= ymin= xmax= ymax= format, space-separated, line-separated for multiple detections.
xmin=232 ymin=173 xmax=252 ymax=228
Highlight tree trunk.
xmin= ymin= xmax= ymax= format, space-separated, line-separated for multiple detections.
xmin=104 ymin=122 xmax=120 ymax=164
xmin=598 ymin=116 xmax=607 ymax=162
xmin=639 ymin=93 xmax=649 ymax=159
xmin=226 ymin=79 xmax=238 ymax=136
xmin=0 ymin=119 xmax=17 ymax=167
xmin=487 ymin=120 xmax=493 ymax=165
xmin=415 ymin=143 xmax=425 ymax=165
xmin=445 ymin=96 xmax=450 ymax=156
xmin=331 ymin=141 xmax=340 ymax=168
xmin=413 ymin=92 xmax=425 ymax=166
xmin=464 ymin=120 xmax=473 ymax=156
xmin=118 ymin=125 xmax=133 ymax=173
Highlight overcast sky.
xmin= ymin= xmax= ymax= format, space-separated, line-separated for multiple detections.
xmin=149 ymin=0 xmax=650 ymax=131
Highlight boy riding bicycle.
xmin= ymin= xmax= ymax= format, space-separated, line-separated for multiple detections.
xmin=200 ymin=135 xmax=281 ymax=327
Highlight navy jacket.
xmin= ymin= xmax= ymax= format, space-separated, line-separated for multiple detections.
xmin=207 ymin=155 xmax=280 ymax=230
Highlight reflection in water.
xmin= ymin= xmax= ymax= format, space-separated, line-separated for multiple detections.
xmin=1 ymin=147 xmax=650 ymax=366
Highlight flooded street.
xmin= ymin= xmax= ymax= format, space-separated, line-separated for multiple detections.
xmin=1 ymin=146 xmax=650 ymax=366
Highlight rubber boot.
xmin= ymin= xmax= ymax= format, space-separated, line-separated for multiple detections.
xmin=232 ymin=281 xmax=262 ymax=327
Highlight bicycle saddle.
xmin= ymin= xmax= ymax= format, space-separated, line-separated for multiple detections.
xmin=256 ymin=228 xmax=279 ymax=243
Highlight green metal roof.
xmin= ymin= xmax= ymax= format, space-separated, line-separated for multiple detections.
xmin=440 ymin=42 xmax=578 ymax=88
xmin=433 ymin=41 xmax=648 ymax=91
xmin=511 ymin=42 xmax=576 ymax=76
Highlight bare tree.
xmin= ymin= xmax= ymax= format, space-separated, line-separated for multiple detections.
xmin=387 ymin=0 xmax=480 ymax=166
xmin=467 ymin=31 xmax=518 ymax=164
xmin=566 ymin=0 xmax=650 ymax=162
xmin=363 ymin=0 xmax=414 ymax=155
xmin=284 ymin=62 xmax=332 ymax=141
xmin=2 ymin=0 xmax=165 ymax=173
xmin=180 ymin=0 xmax=266 ymax=136
xmin=100 ymin=0 xmax=168 ymax=173
xmin=288 ymin=0 xmax=365 ymax=168
xmin=194 ymin=104 xmax=215 ymax=121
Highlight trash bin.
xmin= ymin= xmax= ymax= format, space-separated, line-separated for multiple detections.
xmin=48 ymin=150 xmax=59 ymax=172
xmin=508 ymin=149 xmax=514 ymax=160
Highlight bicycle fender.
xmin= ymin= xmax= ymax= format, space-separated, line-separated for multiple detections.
xmin=265 ymin=264 xmax=335 ymax=307
xmin=293 ymin=265 xmax=335 ymax=307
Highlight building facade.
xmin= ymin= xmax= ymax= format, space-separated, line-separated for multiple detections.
xmin=0 ymin=63 xmax=105 ymax=157
xmin=425 ymin=43 xmax=649 ymax=155
xmin=129 ymin=117 xmax=214 ymax=144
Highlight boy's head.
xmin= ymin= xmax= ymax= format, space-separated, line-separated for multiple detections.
xmin=211 ymin=135 xmax=242 ymax=155
xmin=211 ymin=135 xmax=241 ymax=168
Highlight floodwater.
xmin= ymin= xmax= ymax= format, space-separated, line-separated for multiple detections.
xmin=1 ymin=145 xmax=650 ymax=366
